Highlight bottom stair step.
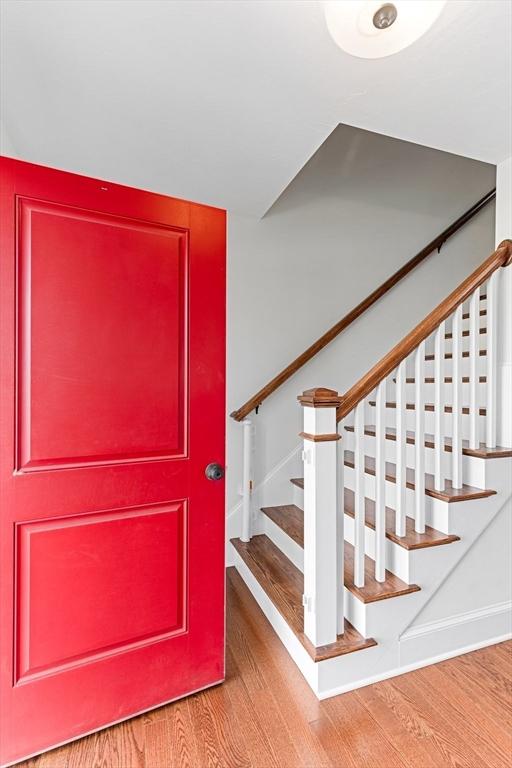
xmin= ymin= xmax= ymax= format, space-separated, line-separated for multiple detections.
xmin=230 ymin=534 xmax=377 ymax=662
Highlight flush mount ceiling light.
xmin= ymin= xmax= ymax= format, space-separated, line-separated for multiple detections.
xmin=324 ymin=1 xmax=447 ymax=59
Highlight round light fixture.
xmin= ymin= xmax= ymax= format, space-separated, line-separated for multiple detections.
xmin=324 ymin=1 xmax=447 ymax=59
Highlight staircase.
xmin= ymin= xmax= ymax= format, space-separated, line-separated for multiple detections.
xmin=229 ymin=239 xmax=512 ymax=699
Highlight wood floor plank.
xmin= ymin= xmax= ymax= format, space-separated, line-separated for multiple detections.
xmin=320 ymin=690 xmax=409 ymax=768
xmin=388 ymin=673 xmax=500 ymax=768
xmin=227 ymin=569 xmax=329 ymax=768
xmin=224 ymin=646 xmax=281 ymax=768
xmin=355 ymin=681 xmax=447 ymax=768
xmin=144 ymin=718 xmax=173 ymax=768
xmin=414 ymin=664 xmax=512 ymax=768
xmin=165 ymin=700 xmax=199 ymax=768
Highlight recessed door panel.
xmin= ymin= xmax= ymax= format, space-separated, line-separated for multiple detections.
xmin=16 ymin=501 xmax=186 ymax=683
xmin=17 ymin=198 xmax=188 ymax=471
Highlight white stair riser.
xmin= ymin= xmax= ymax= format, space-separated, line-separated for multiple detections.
xmin=344 ymin=512 xmax=411 ymax=582
xmin=263 ymin=514 xmax=304 ymax=572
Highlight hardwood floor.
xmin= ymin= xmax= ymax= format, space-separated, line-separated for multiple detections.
xmin=20 ymin=568 xmax=512 ymax=768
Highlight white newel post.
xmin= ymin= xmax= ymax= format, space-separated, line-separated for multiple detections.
xmin=240 ymin=418 xmax=253 ymax=542
xmin=298 ymin=387 xmax=343 ymax=647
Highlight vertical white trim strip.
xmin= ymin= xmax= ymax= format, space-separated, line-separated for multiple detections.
xmin=486 ymin=271 xmax=499 ymax=448
xmin=395 ymin=360 xmax=407 ymax=537
xmin=374 ymin=380 xmax=386 ymax=582
xmin=469 ymin=290 xmax=479 ymax=450
xmin=414 ymin=341 xmax=425 ymax=533
xmin=434 ymin=322 xmax=445 ymax=491
xmin=452 ymin=305 xmax=463 ymax=488
xmin=354 ymin=401 xmax=365 ymax=588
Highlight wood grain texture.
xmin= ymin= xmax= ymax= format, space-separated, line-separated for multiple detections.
xmin=368 ymin=400 xmax=487 ymax=415
xmin=344 ymin=450 xmax=497 ymax=503
xmin=345 ymin=424 xmax=512 ymax=459
xmin=229 ymin=192 xmax=498 ymax=422
xmin=261 ymin=504 xmax=304 ymax=546
xmin=256 ymin=510 xmax=420 ymax=602
xmin=230 ymin=534 xmax=377 ymax=660
xmin=17 ymin=572 xmax=512 ymax=768
xmin=337 ymin=239 xmax=512 ymax=421
xmin=343 ymin=488 xmax=460 ymax=550
xmin=299 ymin=432 xmax=341 ymax=442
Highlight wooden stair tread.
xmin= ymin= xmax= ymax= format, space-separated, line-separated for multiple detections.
xmin=343 ymin=489 xmax=460 ymax=550
xmin=445 ymin=328 xmax=486 ymax=339
xmin=343 ymin=540 xmax=420 ymax=603
xmin=344 ymin=450 xmax=496 ymax=502
xmin=261 ymin=504 xmax=304 ymax=546
xmin=345 ymin=425 xmax=512 ymax=459
xmin=425 ymin=350 xmax=486 ymax=360
xmin=230 ymin=535 xmax=377 ymax=661
xmin=368 ymin=401 xmax=486 ymax=416
xmin=291 ymin=477 xmax=304 ymax=489
xmin=261 ymin=505 xmax=420 ymax=601
xmin=462 ymin=309 xmax=486 ymax=319
xmin=396 ymin=376 xmax=487 ymax=384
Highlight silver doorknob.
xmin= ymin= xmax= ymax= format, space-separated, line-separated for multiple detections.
xmin=205 ymin=463 xmax=225 ymax=481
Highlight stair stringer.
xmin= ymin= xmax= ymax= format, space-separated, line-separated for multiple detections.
xmin=233 ymin=456 xmax=511 ymax=699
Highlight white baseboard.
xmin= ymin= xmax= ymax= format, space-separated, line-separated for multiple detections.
xmin=318 ymin=631 xmax=511 ymax=700
xmin=399 ymin=600 xmax=512 ymax=666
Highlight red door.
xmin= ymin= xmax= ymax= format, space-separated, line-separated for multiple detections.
xmin=0 ymin=157 xmax=226 ymax=766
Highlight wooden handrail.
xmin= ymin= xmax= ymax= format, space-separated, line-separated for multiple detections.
xmin=337 ymin=239 xmax=512 ymax=422
xmin=230 ymin=189 xmax=496 ymax=421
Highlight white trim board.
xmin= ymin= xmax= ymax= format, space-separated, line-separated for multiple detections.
xmin=317 ymin=632 xmax=512 ymax=700
xmin=398 ymin=600 xmax=512 ymax=668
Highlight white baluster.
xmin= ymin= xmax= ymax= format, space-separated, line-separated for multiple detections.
xmin=414 ymin=341 xmax=425 ymax=533
xmin=298 ymin=388 xmax=342 ymax=647
xmin=241 ymin=418 xmax=253 ymax=542
xmin=395 ymin=360 xmax=407 ymax=537
xmin=434 ymin=322 xmax=445 ymax=490
xmin=486 ymin=271 xmax=499 ymax=448
xmin=452 ymin=305 xmax=463 ymax=488
xmin=354 ymin=400 xmax=365 ymax=588
xmin=374 ymin=379 xmax=386 ymax=582
xmin=337 ymin=422 xmax=344 ymax=636
xmin=469 ymin=289 xmax=479 ymax=450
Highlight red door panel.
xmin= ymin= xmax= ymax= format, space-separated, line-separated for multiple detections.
xmin=0 ymin=157 xmax=226 ymax=766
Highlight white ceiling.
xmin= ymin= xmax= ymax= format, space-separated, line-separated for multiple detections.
xmin=1 ymin=0 xmax=510 ymax=217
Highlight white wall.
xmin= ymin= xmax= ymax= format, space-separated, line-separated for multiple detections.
xmin=496 ymin=156 xmax=512 ymax=243
xmin=227 ymin=124 xmax=496 ymax=517
xmin=0 ymin=119 xmax=17 ymax=157
xmin=496 ymin=156 xmax=512 ymax=446
xmin=410 ymin=497 xmax=511 ymax=629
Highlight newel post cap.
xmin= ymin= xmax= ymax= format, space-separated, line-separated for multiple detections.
xmin=297 ymin=387 xmax=343 ymax=408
